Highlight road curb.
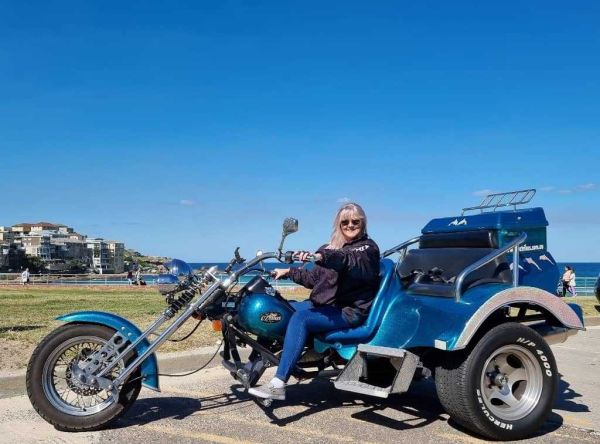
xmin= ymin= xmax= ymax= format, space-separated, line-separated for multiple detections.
xmin=0 ymin=344 xmax=236 ymax=398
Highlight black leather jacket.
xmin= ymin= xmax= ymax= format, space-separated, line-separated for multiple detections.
xmin=287 ymin=235 xmax=380 ymax=326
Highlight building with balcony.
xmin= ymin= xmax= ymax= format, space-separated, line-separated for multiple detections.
xmin=21 ymin=234 xmax=53 ymax=260
xmin=0 ymin=227 xmax=14 ymax=243
xmin=12 ymin=222 xmax=73 ymax=236
xmin=86 ymin=239 xmax=124 ymax=274
xmin=107 ymin=241 xmax=125 ymax=274
xmin=3 ymin=221 xmax=126 ymax=273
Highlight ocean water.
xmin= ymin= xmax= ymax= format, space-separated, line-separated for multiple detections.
xmin=189 ymin=261 xmax=599 ymax=294
xmin=189 ymin=262 xmax=290 ymax=272
xmin=556 ymin=263 xmax=600 ymax=278
xmin=190 ymin=262 xmax=600 ymax=278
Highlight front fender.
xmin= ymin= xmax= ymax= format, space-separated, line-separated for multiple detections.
xmin=56 ymin=311 xmax=160 ymax=391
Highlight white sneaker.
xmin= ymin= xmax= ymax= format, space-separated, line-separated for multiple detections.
xmin=248 ymin=382 xmax=286 ymax=400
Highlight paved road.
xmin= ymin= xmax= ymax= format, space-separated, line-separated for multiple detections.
xmin=1 ymin=328 xmax=599 ymax=444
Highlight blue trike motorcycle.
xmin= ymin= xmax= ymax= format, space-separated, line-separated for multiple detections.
xmin=26 ymin=190 xmax=584 ymax=440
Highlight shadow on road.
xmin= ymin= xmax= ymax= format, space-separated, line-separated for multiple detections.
xmin=258 ymin=378 xmax=446 ymax=432
xmin=553 ymin=376 xmax=590 ymax=413
xmin=113 ymin=392 xmax=252 ymax=429
xmin=111 ymin=374 xmax=586 ymax=440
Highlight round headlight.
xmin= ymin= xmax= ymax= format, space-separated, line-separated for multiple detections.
xmin=156 ymin=274 xmax=180 ymax=295
xmin=164 ymin=259 xmax=193 ymax=278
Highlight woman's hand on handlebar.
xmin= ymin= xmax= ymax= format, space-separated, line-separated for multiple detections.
xmin=296 ymin=251 xmax=312 ymax=262
xmin=271 ymin=268 xmax=290 ymax=280
xmin=283 ymin=250 xmax=323 ymax=263
xmin=294 ymin=251 xmax=323 ymax=262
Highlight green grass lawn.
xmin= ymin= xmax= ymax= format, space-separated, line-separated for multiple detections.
xmin=0 ymin=287 xmax=595 ymax=372
xmin=563 ymin=296 xmax=600 ymax=317
xmin=0 ymin=285 xmax=310 ymax=371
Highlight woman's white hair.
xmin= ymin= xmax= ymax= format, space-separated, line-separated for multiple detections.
xmin=327 ymin=202 xmax=368 ymax=249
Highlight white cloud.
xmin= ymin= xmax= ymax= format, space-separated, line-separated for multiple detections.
xmin=533 ymin=184 xmax=597 ymax=195
xmin=577 ymin=183 xmax=597 ymax=191
xmin=337 ymin=197 xmax=351 ymax=203
xmin=179 ymin=199 xmax=197 ymax=206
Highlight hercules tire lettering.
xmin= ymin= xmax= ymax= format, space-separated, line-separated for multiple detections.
xmin=435 ymin=323 xmax=558 ymax=440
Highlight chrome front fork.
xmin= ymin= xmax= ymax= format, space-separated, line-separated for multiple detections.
xmin=85 ymin=280 xmax=224 ymax=392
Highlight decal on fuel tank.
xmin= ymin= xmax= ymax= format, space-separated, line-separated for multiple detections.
xmin=260 ymin=312 xmax=282 ymax=323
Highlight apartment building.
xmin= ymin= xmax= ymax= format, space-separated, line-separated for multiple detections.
xmin=1 ymin=222 xmax=126 ymax=273
xmin=12 ymin=222 xmax=73 ymax=236
xmin=0 ymin=226 xmax=15 ymax=242
xmin=86 ymin=239 xmax=124 ymax=274
xmin=107 ymin=241 xmax=125 ymax=274
xmin=21 ymin=234 xmax=53 ymax=260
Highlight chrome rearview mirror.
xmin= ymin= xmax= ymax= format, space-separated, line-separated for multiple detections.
xmin=279 ymin=217 xmax=299 ymax=252
xmin=283 ymin=218 xmax=298 ymax=235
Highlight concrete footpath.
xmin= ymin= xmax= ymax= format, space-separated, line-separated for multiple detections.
xmin=1 ymin=321 xmax=599 ymax=443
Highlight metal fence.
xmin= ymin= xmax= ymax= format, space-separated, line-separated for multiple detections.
xmin=0 ymin=272 xmax=596 ymax=295
xmin=0 ymin=273 xmax=134 ymax=286
xmin=555 ymin=276 xmax=598 ymax=297
xmin=0 ymin=272 xmax=299 ymax=287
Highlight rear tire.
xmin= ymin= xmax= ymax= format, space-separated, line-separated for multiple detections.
xmin=26 ymin=323 xmax=142 ymax=431
xmin=435 ymin=323 xmax=557 ymax=440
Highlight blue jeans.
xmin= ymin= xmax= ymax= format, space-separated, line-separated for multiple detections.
xmin=275 ymin=300 xmax=351 ymax=382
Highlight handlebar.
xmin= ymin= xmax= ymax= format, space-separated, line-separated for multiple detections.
xmin=219 ymin=249 xmax=319 ymax=289
xmin=283 ymin=250 xmax=317 ymax=264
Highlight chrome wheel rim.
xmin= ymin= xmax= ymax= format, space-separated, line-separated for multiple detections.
xmin=42 ymin=336 xmax=122 ymax=416
xmin=480 ymin=344 xmax=543 ymax=421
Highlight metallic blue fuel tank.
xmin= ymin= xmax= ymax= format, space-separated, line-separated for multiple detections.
xmin=237 ymin=276 xmax=295 ymax=340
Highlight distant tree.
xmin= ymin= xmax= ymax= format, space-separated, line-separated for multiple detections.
xmin=66 ymin=259 xmax=87 ymax=273
xmin=23 ymin=255 xmax=45 ymax=273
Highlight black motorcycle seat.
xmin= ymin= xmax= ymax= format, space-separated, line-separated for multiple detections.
xmin=320 ymin=259 xmax=396 ymax=344
xmin=398 ymin=248 xmax=511 ymax=297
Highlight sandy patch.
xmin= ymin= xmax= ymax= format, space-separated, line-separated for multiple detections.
xmin=0 ymin=340 xmax=34 ymax=373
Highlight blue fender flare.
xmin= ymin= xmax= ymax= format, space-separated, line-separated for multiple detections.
xmin=56 ymin=311 xmax=160 ymax=391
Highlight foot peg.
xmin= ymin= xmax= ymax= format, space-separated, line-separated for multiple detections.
xmin=334 ymin=344 xmax=419 ymax=398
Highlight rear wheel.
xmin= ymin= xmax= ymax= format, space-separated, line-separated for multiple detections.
xmin=26 ymin=323 xmax=142 ymax=431
xmin=435 ymin=323 xmax=557 ymax=440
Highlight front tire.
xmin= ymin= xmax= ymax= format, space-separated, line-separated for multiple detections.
xmin=435 ymin=323 xmax=558 ymax=440
xmin=26 ymin=323 xmax=142 ymax=431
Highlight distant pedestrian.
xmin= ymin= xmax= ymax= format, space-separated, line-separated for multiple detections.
xmin=127 ymin=270 xmax=133 ymax=285
xmin=562 ymin=266 xmax=574 ymax=297
xmin=21 ymin=268 xmax=30 ymax=285
xmin=135 ymin=268 xmax=141 ymax=285
xmin=568 ymin=268 xmax=577 ymax=296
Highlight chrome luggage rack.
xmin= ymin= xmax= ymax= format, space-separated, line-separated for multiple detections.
xmin=461 ymin=189 xmax=536 ymax=215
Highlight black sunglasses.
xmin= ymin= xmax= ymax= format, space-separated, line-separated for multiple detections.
xmin=340 ymin=219 xmax=362 ymax=227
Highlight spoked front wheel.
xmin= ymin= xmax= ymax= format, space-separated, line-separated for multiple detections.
xmin=26 ymin=323 xmax=141 ymax=431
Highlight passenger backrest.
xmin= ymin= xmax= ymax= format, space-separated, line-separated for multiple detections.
xmin=397 ymin=247 xmax=511 ymax=297
xmin=322 ymin=258 xmax=396 ymax=343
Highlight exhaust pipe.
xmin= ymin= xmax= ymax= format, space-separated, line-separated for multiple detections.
xmin=530 ymin=323 xmax=579 ymax=345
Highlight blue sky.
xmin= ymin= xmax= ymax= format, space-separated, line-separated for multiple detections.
xmin=0 ymin=1 xmax=598 ymax=261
